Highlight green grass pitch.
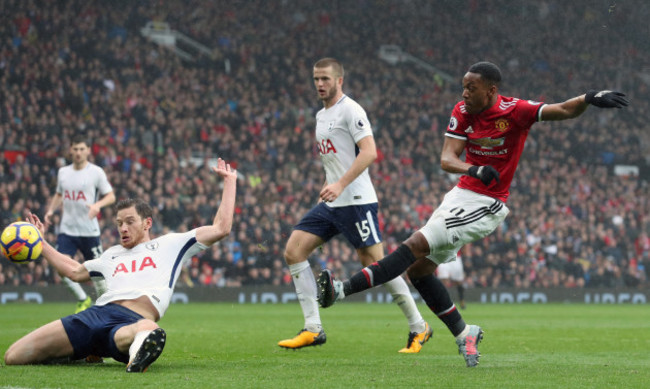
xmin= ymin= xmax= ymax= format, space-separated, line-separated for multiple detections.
xmin=1 ymin=302 xmax=648 ymax=388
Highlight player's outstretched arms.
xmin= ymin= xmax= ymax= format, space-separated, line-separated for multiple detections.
xmin=26 ymin=213 xmax=91 ymax=283
xmin=542 ymin=90 xmax=629 ymax=121
xmin=195 ymin=158 xmax=238 ymax=246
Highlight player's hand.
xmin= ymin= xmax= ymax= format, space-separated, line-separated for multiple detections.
xmin=585 ymin=90 xmax=629 ymax=108
xmin=86 ymin=203 xmax=100 ymax=220
xmin=211 ymin=158 xmax=237 ymax=180
xmin=320 ymin=182 xmax=343 ymax=203
xmin=468 ymin=165 xmax=500 ymax=186
xmin=26 ymin=212 xmax=46 ymax=237
xmin=44 ymin=210 xmax=53 ymax=227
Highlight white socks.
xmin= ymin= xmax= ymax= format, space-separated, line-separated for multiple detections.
xmin=289 ymin=261 xmax=322 ymax=332
xmin=456 ymin=325 xmax=470 ymax=340
xmin=92 ymin=278 xmax=108 ymax=297
xmin=129 ymin=330 xmax=152 ymax=361
xmin=289 ymin=262 xmax=426 ymax=335
xmin=62 ymin=276 xmax=87 ymax=301
xmin=384 ymin=276 xmax=426 ymax=333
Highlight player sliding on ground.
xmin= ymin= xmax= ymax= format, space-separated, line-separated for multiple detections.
xmin=318 ymin=61 xmax=629 ymax=367
xmin=4 ymin=158 xmax=237 ymax=373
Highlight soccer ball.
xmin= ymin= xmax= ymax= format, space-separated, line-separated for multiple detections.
xmin=0 ymin=222 xmax=43 ymax=264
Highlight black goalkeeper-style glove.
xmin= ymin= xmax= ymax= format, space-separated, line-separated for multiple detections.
xmin=468 ymin=165 xmax=500 ymax=186
xmin=585 ymin=90 xmax=629 ymax=108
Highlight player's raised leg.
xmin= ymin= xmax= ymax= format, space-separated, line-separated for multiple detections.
xmin=318 ymin=243 xmax=418 ymax=308
xmin=319 ymin=232 xmax=484 ymax=366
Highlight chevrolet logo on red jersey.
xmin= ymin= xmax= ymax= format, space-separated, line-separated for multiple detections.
xmin=469 ymin=137 xmax=505 ymax=149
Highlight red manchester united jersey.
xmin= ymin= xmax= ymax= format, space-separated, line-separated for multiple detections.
xmin=446 ymin=95 xmax=544 ymax=202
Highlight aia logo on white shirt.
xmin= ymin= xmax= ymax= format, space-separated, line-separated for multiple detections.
xmin=317 ymin=139 xmax=337 ymax=154
xmin=63 ymin=190 xmax=87 ymax=201
xmin=112 ymin=257 xmax=158 ymax=277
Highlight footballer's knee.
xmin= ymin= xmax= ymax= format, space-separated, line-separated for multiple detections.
xmin=283 ymin=241 xmax=313 ymax=266
xmin=403 ymin=231 xmax=431 ymax=259
xmin=283 ymin=230 xmax=323 ymax=265
xmin=283 ymin=247 xmax=302 ymax=265
xmin=135 ymin=319 xmax=159 ymax=332
xmin=406 ymin=258 xmax=438 ymax=281
xmin=4 ymin=347 xmax=16 ymax=365
xmin=4 ymin=342 xmax=28 ymax=365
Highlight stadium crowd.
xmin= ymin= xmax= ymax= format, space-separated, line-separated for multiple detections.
xmin=1 ymin=0 xmax=649 ymax=291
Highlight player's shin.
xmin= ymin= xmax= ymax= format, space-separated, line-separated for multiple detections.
xmin=384 ymin=276 xmax=426 ymax=332
xmin=411 ymin=274 xmax=466 ymax=337
xmin=343 ymin=244 xmax=417 ymax=296
xmin=289 ymin=261 xmax=321 ymax=331
xmin=62 ymin=277 xmax=88 ymax=301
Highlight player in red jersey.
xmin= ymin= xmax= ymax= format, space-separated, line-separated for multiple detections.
xmin=317 ymin=61 xmax=628 ymax=367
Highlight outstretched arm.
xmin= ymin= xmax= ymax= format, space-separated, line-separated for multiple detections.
xmin=541 ymin=90 xmax=628 ymax=121
xmin=195 ymin=158 xmax=238 ymax=246
xmin=26 ymin=213 xmax=91 ymax=282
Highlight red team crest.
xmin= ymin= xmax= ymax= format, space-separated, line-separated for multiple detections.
xmin=494 ymin=118 xmax=510 ymax=132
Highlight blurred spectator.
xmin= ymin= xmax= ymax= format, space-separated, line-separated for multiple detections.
xmin=0 ymin=0 xmax=648 ymax=290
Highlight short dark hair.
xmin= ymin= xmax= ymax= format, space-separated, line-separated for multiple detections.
xmin=71 ymin=133 xmax=89 ymax=147
xmin=468 ymin=61 xmax=502 ymax=85
xmin=116 ymin=198 xmax=153 ymax=221
xmin=314 ymin=57 xmax=344 ymax=78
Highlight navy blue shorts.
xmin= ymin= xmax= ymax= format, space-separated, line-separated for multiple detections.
xmin=294 ymin=202 xmax=381 ymax=248
xmin=60 ymin=303 xmax=144 ymax=363
xmin=56 ymin=234 xmax=103 ymax=261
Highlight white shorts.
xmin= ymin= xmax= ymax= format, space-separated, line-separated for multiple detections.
xmin=437 ymin=254 xmax=465 ymax=282
xmin=419 ymin=186 xmax=509 ymax=265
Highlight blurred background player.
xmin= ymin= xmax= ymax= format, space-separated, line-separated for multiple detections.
xmin=437 ymin=252 xmax=466 ymax=309
xmin=4 ymin=158 xmax=237 ymax=372
xmin=278 ymin=58 xmax=431 ymax=353
xmin=44 ymin=134 xmax=116 ymax=313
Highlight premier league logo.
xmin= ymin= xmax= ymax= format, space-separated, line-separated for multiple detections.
xmin=449 ymin=116 xmax=458 ymax=131
xmin=355 ymin=117 xmax=367 ymax=130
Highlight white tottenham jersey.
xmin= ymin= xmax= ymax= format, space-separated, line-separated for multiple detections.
xmin=315 ymin=95 xmax=378 ymax=207
xmin=56 ymin=163 xmax=113 ymax=236
xmin=85 ymin=230 xmax=207 ymax=319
